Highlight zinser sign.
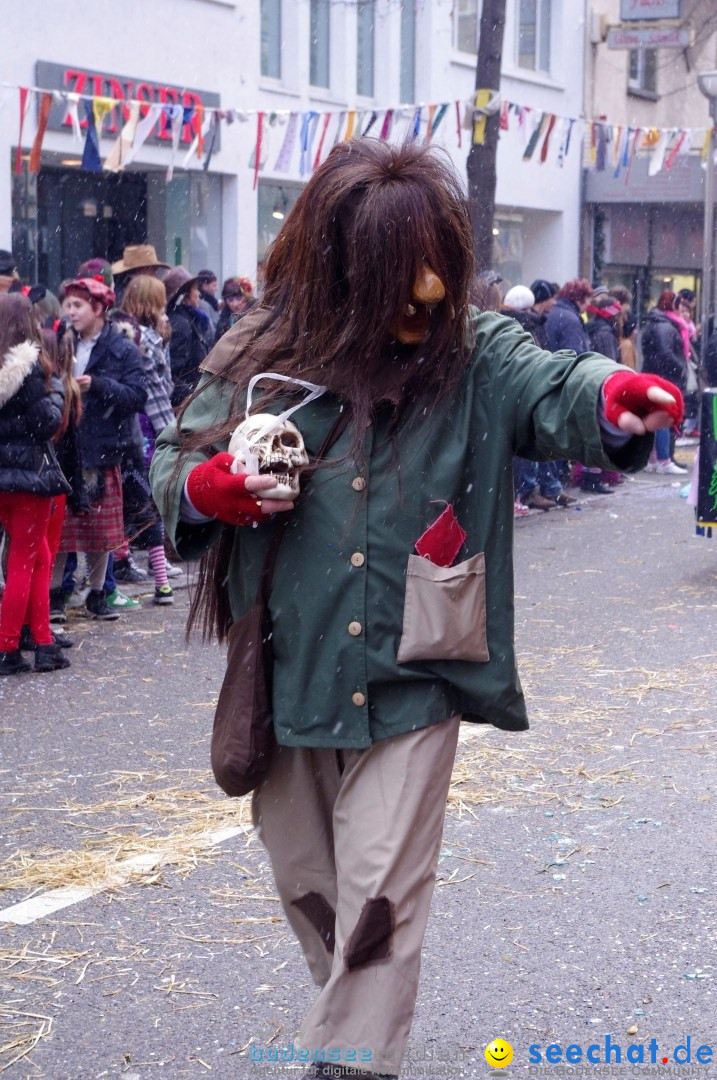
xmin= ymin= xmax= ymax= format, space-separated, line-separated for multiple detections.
xmin=608 ymin=26 xmax=690 ymax=48
xmin=620 ymin=0 xmax=682 ymax=19
xmin=36 ymin=61 xmax=220 ymax=147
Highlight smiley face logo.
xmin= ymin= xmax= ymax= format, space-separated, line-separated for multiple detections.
xmin=485 ymin=1039 xmax=513 ymax=1068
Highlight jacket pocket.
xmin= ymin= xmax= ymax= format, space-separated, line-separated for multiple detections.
xmin=397 ymin=552 xmax=489 ymax=665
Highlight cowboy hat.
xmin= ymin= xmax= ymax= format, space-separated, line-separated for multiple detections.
xmin=111 ymin=244 xmax=169 ymax=275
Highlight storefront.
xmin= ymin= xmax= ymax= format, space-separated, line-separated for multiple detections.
xmin=584 ymin=153 xmax=709 ymax=317
xmin=9 ymin=61 xmax=224 ymax=289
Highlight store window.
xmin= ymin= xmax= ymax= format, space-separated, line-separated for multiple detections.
xmin=492 ymin=214 xmax=524 ymax=289
xmin=517 ymin=0 xmax=551 ymax=74
xmin=454 ymin=0 xmax=478 ymax=53
xmin=628 ymin=49 xmax=657 ymax=96
xmin=400 ymin=0 xmax=417 ymax=102
xmin=12 ymin=158 xmax=222 ymax=289
xmin=261 ymin=0 xmax=282 ymax=79
xmin=357 ymin=0 xmax=376 ymax=97
xmin=257 ymin=180 xmax=303 ymax=263
xmin=310 ymin=0 xmax=331 ymax=88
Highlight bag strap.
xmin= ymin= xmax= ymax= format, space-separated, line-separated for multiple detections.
xmin=256 ymin=406 xmax=352 ymax=605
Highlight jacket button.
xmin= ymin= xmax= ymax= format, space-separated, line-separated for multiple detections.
xmin=350 ymin=552 xmax=365 ymax=567
xmin=352 ymin=692 xmax=366 ymax=707
xmin=348 ymin=621 xmax=362 ymax=637
xmin=351 ymin=477 xmax=366 ymax=491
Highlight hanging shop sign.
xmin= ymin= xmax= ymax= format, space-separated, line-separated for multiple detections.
xmin=35 ymin=61 xmax=220 ymax=147
xmin=608 ymin=26 xmax=690 ymax=48
xmin=619 ymin=0 xmax=682 ymax=19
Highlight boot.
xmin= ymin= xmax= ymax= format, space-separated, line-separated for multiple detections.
xmin=86 ymin=589 xmax=120 ymax=621
xmin=580 ymin=472 xmax=614 ymax=495
xmin=49 ymin=587 xmax=67 ymax=624
xmin=34 ymin=643 xmax=71 ymax=672
xmin=0 ymin=649 xmax=32 ymax=676
xmin=21 ymin=625 xmax=74 ymax=649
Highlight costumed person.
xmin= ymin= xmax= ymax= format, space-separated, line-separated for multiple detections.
xmin=150 ymin=140 xmax=682 ymax=1080
xmin=641 ymin=291 xmax=688 ymax=475
xmin=164 ymin=267 xmax=212 ymax=407
xmin=51 ymin=277 xmax=147 ymax=622
xmin=0 ymin=293 xmax=70 ymax=675
xmin=214 ymin=276 xmax=256 ymax=343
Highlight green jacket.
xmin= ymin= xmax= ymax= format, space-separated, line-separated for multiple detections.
xmin=150 ymin=311 xmax=651 ymax=749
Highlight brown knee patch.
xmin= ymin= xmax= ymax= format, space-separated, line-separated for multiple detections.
xmin=344 ymin=896 xmax=395 ymax=971
xmin=291 ymin=891 xmax=336 ymax=953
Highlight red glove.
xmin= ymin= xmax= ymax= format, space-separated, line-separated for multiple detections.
xmin=603 ymin=371 xmax=684 ymax=433
xmin=186 ymin=453 xmax=268 ymax=526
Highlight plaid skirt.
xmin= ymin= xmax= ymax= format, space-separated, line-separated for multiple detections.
xmin=58 ymin=465 xmax=124 ymax=553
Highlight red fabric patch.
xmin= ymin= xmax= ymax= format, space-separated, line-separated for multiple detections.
xmin=415 ymin=503 xmax=466 ymax=568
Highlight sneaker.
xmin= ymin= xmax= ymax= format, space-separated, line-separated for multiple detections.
xmin=153 ymin=584 xmax=174 ymax=605
xmin=644 ymin=460 xmax=659 ymax=473
xmin=0 ymin=649 xmax=32 ymax=676
xmin=514 ymin=500 xmax=530 ymax=517
xmin=113 ymin=555 xmax=148 ymax=583
xmin=164 ymin=558 xmax=182 ymax=579
xmin=682 ymin=429 xmax=700 ymax=439
xmin=655 ymin=459 xmax=687 ymax=475
xmin=85 ymin=589 xmax=121 ymax=620
xmin=34 ymin=643 xmax=71 ymax=672
xmin=49 ymin=587 xmax=67 ymax=624
xmin=106 ymin=587 xmax=141 ymax=611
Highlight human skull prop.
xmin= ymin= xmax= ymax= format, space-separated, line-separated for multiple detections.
xmin=228 ymin=414 xmax=309 ymax=500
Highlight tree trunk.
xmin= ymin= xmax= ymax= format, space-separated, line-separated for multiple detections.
xmin=466 ymin=0 xmax=507 ymax=272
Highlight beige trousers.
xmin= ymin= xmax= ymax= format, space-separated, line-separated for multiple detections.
xmin=252 ymin=715 xmax=461 ymax=1076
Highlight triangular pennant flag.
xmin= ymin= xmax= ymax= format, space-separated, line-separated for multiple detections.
xmin=430 ymin=103 xmax=448 ymax=141
xmin=274 ymin=111 xmax=300 ymax=172
xmin=29 ymin=92 xmax=53 ymax=173
xmin=104 ymin=101 xmax=140 ymax=172
xmin=81 ymin=98 xmax=102 ymax=172
xmin=93 ymin=96 xmax=115 ymax=135
xmin=648 ymin=128 xmax=670 ymax=176
xmin=664 ymin=129 xmax=687 ymax=171
xmin=166 ymin=104 xmax=184 ymax=181
xmin=196 ymin=104 xmax=205 ymax=160
xmin=344 ymin=110 xmax=357 ymax=140
xmin=379 ymin=109 xmax=393 ymax=141
xmin=299 ymin=111 xmax=319 ymax=176
xmin=363 ymin=110 xmax=378 ymax=136
xmin=181 ymin=109 xmax=213 ymax=169
xmin=15 ymin=87 xmax=29 ymax=174
xmin=522 ymin=112 xmax=546 ymax=160
xmin=333 ymin=111 xmax=346 ymax=144
xmin=412 ymin=106 xmax=422 ymax=142
xmin=539 ymin=114 xmax=557 ymax=163
xmin=122 ymin=102 xmax=162 ymax=168
xmin=313 ymin=113 xmax=332 ymax=170
xmin=253 ymin=111 xmax=265 ymax=190
xmin=203 ymin=112 xmax=220 ymax=171
xmin=595 ymin=123 xmax=607 ymax=171
xmin=424 ymin=105 xmax=436 ymax=144
xmin=65 ymin=93 xmax=83 ymax=142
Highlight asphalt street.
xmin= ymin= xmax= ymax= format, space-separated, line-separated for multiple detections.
xmin=1 ymin=459 xmax=715 ymax=1080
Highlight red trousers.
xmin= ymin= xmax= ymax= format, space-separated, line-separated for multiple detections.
xmin=0 ymin=492 xmax=53 ymax=651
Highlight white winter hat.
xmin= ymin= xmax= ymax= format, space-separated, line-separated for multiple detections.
xmin=503 ymin=285 xmax=535 ymax=311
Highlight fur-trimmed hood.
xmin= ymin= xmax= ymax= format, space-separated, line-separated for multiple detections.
xmin=0 ymin=341 xmax=40 ymax=408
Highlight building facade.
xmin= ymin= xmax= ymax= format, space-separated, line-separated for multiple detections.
xmin=1 ymin=0 xmax=586 ymax=292
xmin=583 ymin=0 xmax=717 ymax=310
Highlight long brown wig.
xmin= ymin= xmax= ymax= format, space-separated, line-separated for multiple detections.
xmin=0 ymin=293 xmax=52 ymax=382
xmin=41 ymin=323 xmax=81 ymax=439
xmin=175 ymin=138 xmax=475 ymax=640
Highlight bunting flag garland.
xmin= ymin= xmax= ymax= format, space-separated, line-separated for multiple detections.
xmin=81 ymin=99 xmax=102 ymax=173
xmin=4 ymin=78 xmax=712 ymax=188
xmin=15 ymin=87 xmax=29 ymax=174
xmin=29 ymin=92 xmax=53 ymax=173
xmin=104 ymin=100 xmax=140 ymax=172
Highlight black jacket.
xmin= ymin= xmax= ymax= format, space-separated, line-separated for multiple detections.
xmin=587 ymin=317 xmax=619 ymax=362
xmin=640 ymin=310 xmax=687 ymax=393
xmin=75 ymin=322 xmax=147 ymax=469
xmin=499 ymin=308 xmax=548 ymax=349
xmin=168 ymin=303 xmax=211 ymax=406
xmin=0 ymin=341 xmax=68 ymax=496
xmin=705 ymin=329 xmax=717 ymax=388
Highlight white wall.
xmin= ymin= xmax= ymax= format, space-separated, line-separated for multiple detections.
xmin=1 ymin=0 xmax=586 ymax=285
